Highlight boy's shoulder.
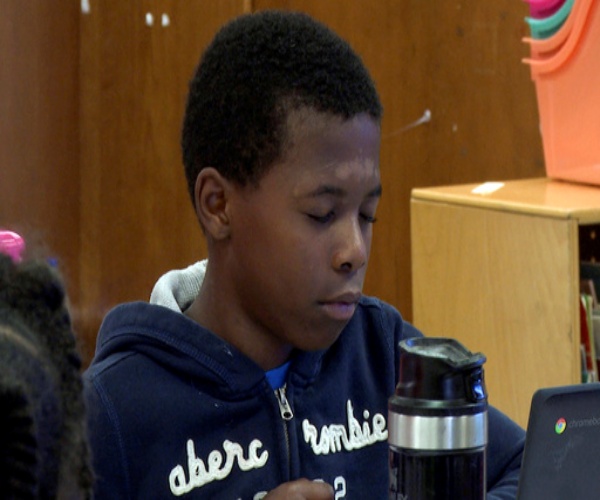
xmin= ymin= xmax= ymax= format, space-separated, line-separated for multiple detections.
xmin=356 ymin=294 xmax=403 ymax=323
xmin=358 ymin=294 xmax=395 ymax=309
xmin=355 ymin=295 xmax=423 ymax=343
xmin=85 ymin=301 xmax=201 ymax=375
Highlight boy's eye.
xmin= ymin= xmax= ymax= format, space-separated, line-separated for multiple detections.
xmin=307 ymin=212 xmax=335 ymax=224
xmin=307 ymin=212 xmax=377 ymax=224
xmin=361 ymin=213 xmax=377 ymax=224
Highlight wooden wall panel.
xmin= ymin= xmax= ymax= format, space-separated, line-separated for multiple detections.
xmin=253 ymin=0 xmax=545 ymax=324
xmin=0 ymin=3 xmax=80 ymax=317
xmin=79 ymin=0 xmax=248 ymax=362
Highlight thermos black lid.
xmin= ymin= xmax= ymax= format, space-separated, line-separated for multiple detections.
xmin=392 ymin=337 xmax=487 ymax=414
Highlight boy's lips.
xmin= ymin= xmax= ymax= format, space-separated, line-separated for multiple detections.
xmin=319 ymin=292 xmax=361 ymax=321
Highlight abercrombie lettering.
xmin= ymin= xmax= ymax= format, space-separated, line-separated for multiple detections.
xmin=302 ymin=400 xmax=388 ymax=454
xmin=168 ymin=399 xmax=386 ymax=496
xmin=169 ymin=439 xmax=269 ymax=495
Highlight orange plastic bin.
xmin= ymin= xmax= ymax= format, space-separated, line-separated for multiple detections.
xmin=524 ymin=0 xmax=600 ymax=186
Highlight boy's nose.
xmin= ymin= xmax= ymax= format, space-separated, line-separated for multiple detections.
xmin=332 ymin=219 xmax=368 ymax=272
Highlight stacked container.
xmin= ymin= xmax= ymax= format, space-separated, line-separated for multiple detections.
xmin=523 ymin=0 xmax=600 ymax=186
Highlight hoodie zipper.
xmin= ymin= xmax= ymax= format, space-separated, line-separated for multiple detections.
xmin=275 ymin=385 xmax=294 ymax=478
xmin=275 ymin=385 xmax=294 ymax=420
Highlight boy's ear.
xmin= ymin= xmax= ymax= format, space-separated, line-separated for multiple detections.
xmin=193 ymin=167 xmax=232 ymax=240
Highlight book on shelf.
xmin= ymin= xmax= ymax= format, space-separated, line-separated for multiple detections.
xmin=580 ymin=261 xmax=599 ymax=383
xmin=580 ymin=294 xmax=597 ymax=383
xmin=581 ymin=261 xmax=600 ymax=298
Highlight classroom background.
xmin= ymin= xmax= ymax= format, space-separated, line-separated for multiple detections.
xmin=0 ymin=1 xmax=544 ymax=369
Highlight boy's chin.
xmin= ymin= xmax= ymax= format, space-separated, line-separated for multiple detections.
xmin=296 ymin=325 xmax=348 ymax=352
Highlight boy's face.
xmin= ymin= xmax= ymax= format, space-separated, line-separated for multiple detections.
xmin=226 ymin=109 xmax=381 ymax=366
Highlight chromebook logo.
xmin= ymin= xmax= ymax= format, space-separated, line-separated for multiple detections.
xmin=555 ymin=418 xmax=567 ymax=434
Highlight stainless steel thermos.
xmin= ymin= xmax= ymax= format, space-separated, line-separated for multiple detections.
xmin=388 ymin=337 xmax=488 ymax=499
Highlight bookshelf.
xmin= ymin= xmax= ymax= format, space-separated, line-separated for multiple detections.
xmin=410 ymin=178 xmax=600 ymax=428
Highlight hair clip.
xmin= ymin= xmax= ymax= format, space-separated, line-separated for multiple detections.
xmin=0 ymin=230 xmax=26 ymax=263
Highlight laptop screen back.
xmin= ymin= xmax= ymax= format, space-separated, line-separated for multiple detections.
xmin=517 ymin=384 xmax=600 ymax=500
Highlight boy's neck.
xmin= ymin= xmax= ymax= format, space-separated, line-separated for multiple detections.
xmin=184 ymin=264 xmax=294 ymax=371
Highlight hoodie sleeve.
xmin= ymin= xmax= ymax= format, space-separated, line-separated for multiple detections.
xmin=485 ymin=405 xmax=525 ymax=499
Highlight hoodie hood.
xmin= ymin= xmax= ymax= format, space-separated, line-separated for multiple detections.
xmin=149 ymin=260 xmax=207 ymax=312
xmin=93 ymin=301 xmax=269 ymax=397
xmin=93 ymin=260 xmax=269 ymax=396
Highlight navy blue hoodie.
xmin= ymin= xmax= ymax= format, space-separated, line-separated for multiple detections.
xmin=84 ymin=263 xmax=524 ymax=499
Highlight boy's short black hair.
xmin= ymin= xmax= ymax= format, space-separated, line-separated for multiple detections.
xmin=182 ymin=10 xmax=382 ymax=203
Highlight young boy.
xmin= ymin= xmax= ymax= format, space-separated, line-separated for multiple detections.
xmin=84 ymin=11 xmax=525 ymax=499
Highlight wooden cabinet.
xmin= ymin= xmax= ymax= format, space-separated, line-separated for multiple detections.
xmin=411 ymin=178 xmax=600 ymax=427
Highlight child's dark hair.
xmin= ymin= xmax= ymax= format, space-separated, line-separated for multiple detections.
xmin=182 ymin=10 xmax=383 ymax=203
xmin=0 ymin=255 xmax=93 ymax=499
